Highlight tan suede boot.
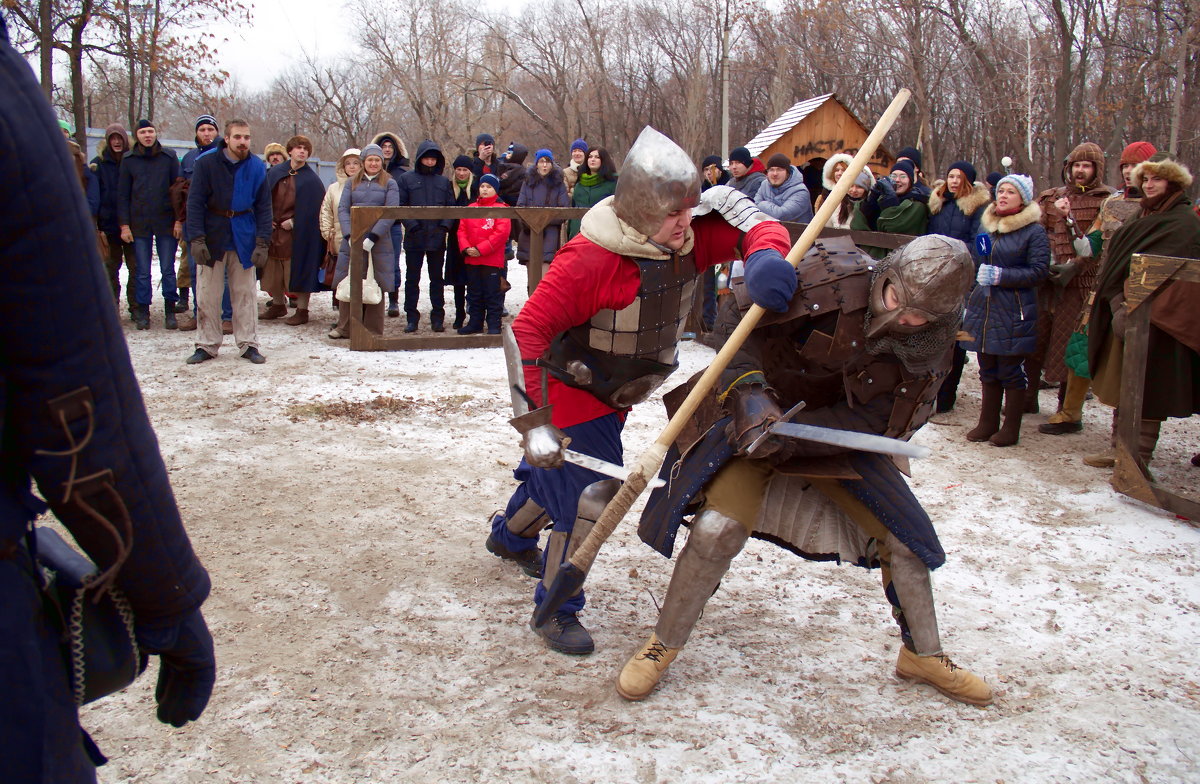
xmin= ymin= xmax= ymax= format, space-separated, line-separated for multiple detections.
xmin=284 ymin=308 xmax=309 ymax=326
xmin=895 ymin=647 xmax=993 ymax=706
xmin=1084 ymin=409 xmax=1119 ymax=467
xmin=616 ymin=634 xmax=681 ymax=701
xmin=1039 ymin=372 xmax=1089 ymax=434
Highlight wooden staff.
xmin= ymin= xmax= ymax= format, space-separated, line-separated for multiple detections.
xmin=534 ymin=89 xmax=913 ymax=624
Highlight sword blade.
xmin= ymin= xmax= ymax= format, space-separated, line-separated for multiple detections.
xmin=763 ymin=422 xmax=931 ymax=459
xmin=564 ymin=449 xmax=666 ymax=489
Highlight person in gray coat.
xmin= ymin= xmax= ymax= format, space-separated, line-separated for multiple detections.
xmin=330 ymin=143 xmax=399 ymax=338
xmin=755 ymin=153 xmax=814 ymax=223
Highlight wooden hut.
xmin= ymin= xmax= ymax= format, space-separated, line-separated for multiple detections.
xmin=744 ymin=93 xmax=894 ymax=176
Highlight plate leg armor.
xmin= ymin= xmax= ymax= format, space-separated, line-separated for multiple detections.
xmin=883 ymin=532 xmax=942 ymax=656
xmin=655 ymin=508 xmax=749 ymax=649
xmin=542 ymin=479 xmax=620 ymax=594
xmin=506 ymin=498 xmax=548 ymax=538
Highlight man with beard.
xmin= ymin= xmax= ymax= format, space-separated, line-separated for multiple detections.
xmin=620 ymin=235 xmax=992 ymax=707
xmin=260 ymin=135 xmax=325 ymax=326
xmin=486 ymin=128 xmax=797 ymax=656
xmin=185 ymin=119 xmax=272 ymax=364
xmin=1029 ymin=143 xmax=1114 ymax=420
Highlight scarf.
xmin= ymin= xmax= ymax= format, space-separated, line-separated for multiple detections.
xmin=994 ymin=204 xmax=1023 ymax=218
xmin=1140 ymin=187 xmax=1184 ymax=217
xmin=578 ymin=172 xmax=602 ymax=187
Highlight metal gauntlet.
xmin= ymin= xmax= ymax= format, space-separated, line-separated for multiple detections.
xmin=510 ymin=406 xmax=571 ymax=469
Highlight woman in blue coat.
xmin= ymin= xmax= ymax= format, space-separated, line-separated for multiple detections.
xmin=959 ymin=174 xmax=1050 ymax=446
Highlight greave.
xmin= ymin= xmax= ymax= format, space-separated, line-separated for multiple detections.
xmin=884 ymin=533 xmax=941 ymax=656
xmin=542 ymin=479 xmax=620 ymax=594
xmin=505 ymin=498 xmax=548 ymax=538
xmin=655 ymin=508 xmax=749 ymax=649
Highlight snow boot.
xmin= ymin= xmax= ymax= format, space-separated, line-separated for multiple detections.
xmin=966 ymin=382 xmax=1002 ymax=442
xmin=895 ymin=647 xmax=992 ymax=707
xmin=617 ymin=634 xmax=681 ymax=701
xmin=164 ymin=304 xmax=177 ymax=330
xmin=989 ymin=387 xmax=1026 ymax=447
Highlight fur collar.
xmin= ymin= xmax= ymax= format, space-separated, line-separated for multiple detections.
xmin=980 ymin=200 xmax=1042 ymax=234
xmin=928 ymin=180 xmax=991 ymax=217
xmin=580 ymin=197 xmax=694 ymax=259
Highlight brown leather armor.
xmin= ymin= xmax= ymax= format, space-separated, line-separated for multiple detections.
xmin=544 ymin=252 xmax=698 ymax=409
xmin=1038 ymin=184 xmax=1116 ymax=292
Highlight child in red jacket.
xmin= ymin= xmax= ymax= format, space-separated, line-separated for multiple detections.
xmin=456 ymin=174 xmax=511 ymax=334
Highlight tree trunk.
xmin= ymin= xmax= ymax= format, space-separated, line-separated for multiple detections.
xmin=38 ymin=0 xmax=52 ymax=98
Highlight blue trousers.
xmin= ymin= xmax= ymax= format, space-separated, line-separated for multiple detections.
xmin=133 ymin=234 xmax=178 ymax=306
xmin=977 ymin=352 xmax=1027 ymax=389
xmin=496 ymin=414 xmax=624 ymax=615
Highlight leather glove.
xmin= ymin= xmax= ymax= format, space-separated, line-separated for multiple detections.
xmin=250 ymin=237 xmax=269 ymax=269
xmin=724 ymin=382 xmax=785 ymax=458
xmin=744 ymin=248 xmax=797 ymax=312
xmin=1110 ymin=294 xmax=1127 ymax=337
xmin=361 ymin=236 xmax=375 ymax=254
xmin=190 ymin=238 xmax=211 ymax=267
xmin=976 ymin=264 xmax=1002 ymax=287
xmin=136 ymin=609 xmax=216 ymax=727
xmin=694 ymin=185 xmax=772 ymax=232
xmin=1048 ymin=261 xmax=1079 ymax=287
xmin=510 ymin=406 xmax=571 ymax=469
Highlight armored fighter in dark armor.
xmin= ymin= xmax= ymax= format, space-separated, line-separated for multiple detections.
xmin=618 ymin=232 xmax=994 ymax=706
xmin=485 ymin=127 xmax=797 ymax=655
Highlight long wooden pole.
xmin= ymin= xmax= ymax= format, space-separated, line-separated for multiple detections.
xmin=559 ymin=89 xmax=912 ymax=582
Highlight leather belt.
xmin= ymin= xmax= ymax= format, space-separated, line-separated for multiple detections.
xmin=208 ymin=207 xmax=251 ymax=218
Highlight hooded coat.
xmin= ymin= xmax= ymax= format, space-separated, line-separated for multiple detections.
xmin=498 ymin=144 xmax=528 ymax=206
xmin=516 ymin=161 xmax=569 ymax=263
xmin=959 ymin=201 xmax=1050 ymax=356
xmin=370 ymin=131 xmax=410 ymax=177
xmin=927 ymin=180 xmax=991 ymax=244
xmin=730 ymin=158 xmax=767 ymax=198
xmin=118 ymin=137 xmax=180 ymax=237
xmin=90 ymin=124 xmax=131 ymax=235
xmin=266 ymin=160 xmax=326 ymax=292
xmin=754 ymin=165 xmax=814 ymax=223
xmin=396 ymin=139 xmax=455 ymax=251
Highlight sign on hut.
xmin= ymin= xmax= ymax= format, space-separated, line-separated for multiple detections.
xmin=744 ymin=93 xmax=894 ymax=176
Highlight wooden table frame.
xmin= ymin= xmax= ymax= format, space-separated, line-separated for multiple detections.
xmin=344 ymin=205 xmax=915 ymax=351
xmin=1111 ymin=252 xmax=1200 ymax=519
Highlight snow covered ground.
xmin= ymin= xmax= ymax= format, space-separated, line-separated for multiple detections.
xmin=82 ymin=265 xmax=1200 ymax=783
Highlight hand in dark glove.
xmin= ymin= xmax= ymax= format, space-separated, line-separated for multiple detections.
xmin=724 ymin=382 xmax=785 ymax=458
xmin=872 ymin=175 xmax=894 ymax=196
xmin=1048 ymin=261 xmax=1079 ymax=287
xmin=250 ymin=237 xmax=269 ymax=269
xmin=744 ymin=248 xmax=796 ymax=312
xmin=137 ymin=609 xmax=215 ymax=727
xmin=190 ymin=238 xmax=211 ymax=266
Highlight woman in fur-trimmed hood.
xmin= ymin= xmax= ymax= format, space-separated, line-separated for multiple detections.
xmin=1087 ymin=153 xmax=1200 ymax=429
xmin=928 ymin=160 xmax=991 ymax=244
xmin=960 ymin=173 xmax=1050 ymax=446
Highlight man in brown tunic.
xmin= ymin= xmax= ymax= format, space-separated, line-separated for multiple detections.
xmin=260 ymin=137 xmax=309 ymax=319
xmin=1029 ymin=142 xmax=1114 ymax=422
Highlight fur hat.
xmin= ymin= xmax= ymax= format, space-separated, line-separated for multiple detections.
xmin=475 ymin=133 xmax=495 ymax=147
xmin=821 ymin=153 xmax=854 ymax=191
xmin=359 ymin=143 xmax=385 ymax=162
xmin=1119 ymin=141 xmax=1157 ymax=167
xmin=947 ymin=160 xmax=977 ymax=185
xmin=853 ymin=166 xmax=875 ymax=191
xmin=996 ymin=174 xmax=1035 ymax=205
xmin=452 ymin=154 xmax=473 ymax=170
xmin=728 ymin=146 xmax=753 ymax=167
xmin=534 ymin=148 xmax=554 ymax=164
xmin=479 ymin=173 xmax=500 ymax=190
xmin=896 ymin=146 xmax=922 ymax=169
xmin=263 ymin=142 xmax=286 ymax=159
xmin=1131 ymin=152 xmax=1193 ymax=190
xmin=766 ymin=152 xmax=792 ymax=171
xmin=890 ymin=159 xmax=917 ymax=183
xmin=195 ymin=114 xmax=218 ymax=132
xmin=571 ymin=138 xmax=588 ymax=153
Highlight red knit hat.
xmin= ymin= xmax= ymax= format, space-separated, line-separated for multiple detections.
xmin=1119 ymin=141 xmax=1157 ymax=167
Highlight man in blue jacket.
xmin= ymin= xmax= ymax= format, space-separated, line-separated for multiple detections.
xmin=1 ymin=14 xmax=215 ymax=779
xmin=185 ymin=119 xmax=272 ymax=365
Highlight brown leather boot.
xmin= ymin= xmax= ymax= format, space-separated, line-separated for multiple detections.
xmin=1139 ymin=419 xmax=1161 ymax=463
xmin=989 ymin=387 xmax=1025 ymax=447
xmin=966 ymin=382 xmax=1003 ymax=442
xmin=284 ymin=308 xmax=309 ymax=326
xmin=176 ymin=312 xmax=197 ymax=331
xmin=259 ymin=302 xmax=287 ymax=320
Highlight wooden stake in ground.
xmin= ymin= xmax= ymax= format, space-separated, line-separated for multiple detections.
xmin=533 ymin=89 xmax=913 ymax=625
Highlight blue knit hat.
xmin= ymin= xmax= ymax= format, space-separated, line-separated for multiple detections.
xmin=534 ymin=148 xmax=554 ymax=164
xmin=890 ymin=159 xmax=917 ymax=182
xmin=570 ymin=138 xmax=587 ymax=153
xmin=996 ymin=173 xmax=1034 ymax=205
xmin=479 ymin=173 xmax=500 ymax=190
